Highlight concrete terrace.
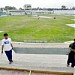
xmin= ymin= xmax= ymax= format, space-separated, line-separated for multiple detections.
xmin=0 ymin=43 xmax=75 ymax=74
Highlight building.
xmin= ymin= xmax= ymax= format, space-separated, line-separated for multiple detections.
xmin=7 ymin=10 xmax=25 ymax=15
xmin=7 ymin=10 xmax=53 ymax=15
xmin=0 ymin=4 xmax=53 ymax=16
xmin=32 ymin=10 xmax=53 ymax=14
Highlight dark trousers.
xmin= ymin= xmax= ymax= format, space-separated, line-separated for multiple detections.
xmin=67 ymin=51 xmax=75 ymax=67
xmin=5 ymin=50 xmax=12 ymax=62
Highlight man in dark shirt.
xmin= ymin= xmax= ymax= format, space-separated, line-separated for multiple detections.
xmin=67 ymin=39 xmax=75 ymax=68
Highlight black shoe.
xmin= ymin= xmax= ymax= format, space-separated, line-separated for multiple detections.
xmin=71 ymin=64 xmax=74 ymax=68
xmin=11 ymin=60 xmax=13 ymax=62
xmin=9 ymin=60 xmax=13 ymax=64
xmin=9 ymin=61 xmax=12 ymax=64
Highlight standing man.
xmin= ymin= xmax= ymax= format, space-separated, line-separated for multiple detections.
xmin=67 ymin=39 xmax=75 ymax=68
xmin=1 ymin=33 xmax=13 ymax=64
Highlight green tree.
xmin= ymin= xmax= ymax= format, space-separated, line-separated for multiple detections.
xmin=5 ymin=6 xmax=17 ymax=10
xmin=61 ymin=5 xmax=66 ymax=9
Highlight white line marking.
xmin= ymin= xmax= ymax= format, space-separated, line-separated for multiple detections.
xmin=29 ymin=70 xmax=31 ymax=75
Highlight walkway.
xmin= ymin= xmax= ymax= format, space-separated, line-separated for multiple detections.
xmin=0 ymin=43 xmax=75 ymax=74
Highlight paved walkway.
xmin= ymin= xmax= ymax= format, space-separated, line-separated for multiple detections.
xmin=0 ymin=48 xmax=75 ymax=74
xmin=0 ymin=43 xmax=75 ymax=74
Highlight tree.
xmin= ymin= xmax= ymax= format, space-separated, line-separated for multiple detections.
xmin=0 ymin=8 xmax=3 ymax=11
xmin=72 ymin=7 xmax=75 ymax=10
xmin=37 ymin=7 xmax=40 ymax=10
xmin=19 ymin=8 xmax=24 ymax=10
xmin=5 ymin=6 xmax=17 ymax=10
xmin=61 ymin=5 xmax=66 ymax=9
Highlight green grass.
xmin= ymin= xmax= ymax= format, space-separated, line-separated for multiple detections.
xmin=0 ymin=14 xmax=75 ymax=43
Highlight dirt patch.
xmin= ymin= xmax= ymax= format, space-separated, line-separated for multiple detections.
xmin=66 ymin=24 xmax=75 ymax=28
xmin=0 ymin=31 xmax=4 ymax=33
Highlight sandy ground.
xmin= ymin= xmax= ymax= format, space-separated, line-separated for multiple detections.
xmin=38 ymin=16 xmax=52 ymax=19
xmin=0 ymin=31 xmax=4 ymax=33
xmin=71 ymin=19 xmax=75 ymax=21
xmin=66 ymin=24 xmax=75 ymax=28
xmin=33 ymin=15 xmax=52 ymax=19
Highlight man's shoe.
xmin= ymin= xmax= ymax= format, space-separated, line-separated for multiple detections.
xmin=11 ymin=60 xmax=13 ymax=62
xmin=9 ymin=60 xmax=13 ymax=64
xmin=9 ymin=61 xmax=12 ymax=64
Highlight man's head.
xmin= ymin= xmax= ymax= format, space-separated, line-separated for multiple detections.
xmin=4 ymin=33 xmax=8 ymax=39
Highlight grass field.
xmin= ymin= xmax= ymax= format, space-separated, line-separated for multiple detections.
xmin=0 ymin=14 xmax=74 ymax=43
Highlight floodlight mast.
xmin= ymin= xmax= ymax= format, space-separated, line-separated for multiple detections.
xmin=23 ymin=4 xmax=32 ymax=15
xmin=23 ymin=5 xmax=26 ymax=15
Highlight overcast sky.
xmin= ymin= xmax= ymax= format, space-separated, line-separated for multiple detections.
xmin=0 ymin=0 xmax=74 ymax=9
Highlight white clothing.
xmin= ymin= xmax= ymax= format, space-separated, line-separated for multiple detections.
xmin=2 ymin=38 xmax=12 ymax=51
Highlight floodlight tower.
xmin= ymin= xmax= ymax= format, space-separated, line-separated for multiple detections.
xmin=23 ymin=4 xmax=32 ymax=15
